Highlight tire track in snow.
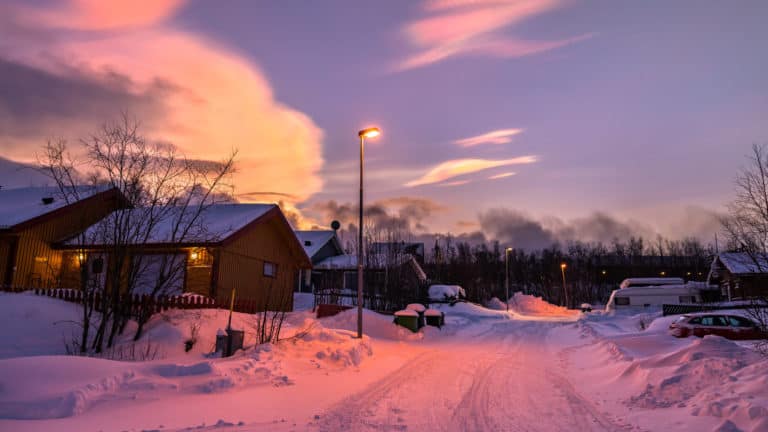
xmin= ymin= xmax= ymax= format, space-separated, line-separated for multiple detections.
xmin=312 ymin=320 xmax=636 ymax=432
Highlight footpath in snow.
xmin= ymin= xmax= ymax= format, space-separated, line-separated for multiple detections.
xmin=0 ymin=292 xmax=767 ymax=431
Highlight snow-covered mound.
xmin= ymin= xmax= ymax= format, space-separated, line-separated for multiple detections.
xmin=428 ymin=284 xmax=465 ymax=301
xmin=508 ymin=292 xmax=576 ymax=317
xmin=319 ymin=308 xmax=423 ymax=341
xmin=0 ymin=293 xmax=376 ymax=421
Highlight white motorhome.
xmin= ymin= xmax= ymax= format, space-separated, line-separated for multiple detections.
xmin=606 ymin=279 xmax=711 ymax=310
xmin=619 ymin=277 xmax=685 ymax=289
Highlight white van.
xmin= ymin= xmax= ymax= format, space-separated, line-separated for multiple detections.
xmin=606 ymin=281 xmax=704 ymax=311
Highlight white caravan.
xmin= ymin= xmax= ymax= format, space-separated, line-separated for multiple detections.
xmin=606 ymin=279 xmax=708 ymax=311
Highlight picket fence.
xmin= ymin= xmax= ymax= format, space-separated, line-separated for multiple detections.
xmin=0 ymin=286 xmax=267 ymax=316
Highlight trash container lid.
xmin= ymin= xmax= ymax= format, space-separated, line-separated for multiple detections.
xmin=394 ymin=309 xmax=419 ymax=317
xmin=424 ymin=309 xmax=443 ymax=317
xmin=406 ymin=303 xmax=426 ymax=312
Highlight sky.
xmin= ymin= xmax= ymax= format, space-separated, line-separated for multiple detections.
xmin=0 ymin=0 xmax=767 ymax=249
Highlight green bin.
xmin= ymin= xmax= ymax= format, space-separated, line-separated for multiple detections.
xmin=424 ymin=309 xmax=445 ymax=328
xmin=394 ymin=310 xmax=420 ymax=332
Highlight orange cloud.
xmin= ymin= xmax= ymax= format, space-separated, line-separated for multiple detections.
xmin=454 ymin=128 xmax=523 ymax=147
xmin=2 ymin=0 xmax=324 ymax=204
xmin=20 ymin=0 xmax=185 ymax=30
xmin=405 ymin=156 xmax=537 ymax=187
xmin=396 ymin=0 xmax=591 ymax=71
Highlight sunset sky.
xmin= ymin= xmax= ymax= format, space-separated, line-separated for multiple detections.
xmin=1 ymin=0 xmax=767 ymax=248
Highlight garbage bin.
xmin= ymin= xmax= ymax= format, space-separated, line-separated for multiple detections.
xmin=215 ymin=328 xmax=245 ymax=357
xmin=406 ymin=303 xmax=427 ymax=328
xmin=394 ymin=309 xmax=420 ymax=332
xmin=424 ymin=309 xmax=445 ymax=328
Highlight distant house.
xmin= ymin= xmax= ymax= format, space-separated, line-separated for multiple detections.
xmin=312 ymin=253 xmax=428 ymax=295
xmin=294 ymin=230 xmax=344 ymax=292
xmin=0 ymin=186 xmax=127 ymax=288
xmin=708 ymin=252 xmax=768 ymax=300
xmin=56 ymin=204 xmax=311 ymax=311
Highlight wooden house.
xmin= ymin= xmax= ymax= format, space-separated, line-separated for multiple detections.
xmin=708 ymin=252 xmax=768 ymax=300
xmin=312 ymin=252 xmax=428 ymax=296
xmin=0 ymin=186 xmax=127 ymax=288
xmin=56 ymin=204 xmax=311 ymax=311
xmin=294 ymin=230 xmax=344 ymax=292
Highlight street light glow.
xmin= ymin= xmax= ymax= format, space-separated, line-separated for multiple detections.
xmin=560 ymin=263 xmax=567 ymax=270
xmin=358 ymin=127 xmax=381 ymax=138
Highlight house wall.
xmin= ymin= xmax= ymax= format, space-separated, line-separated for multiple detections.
xmin=216 ymin=216 xmax=306 ymax=311
xmin=3 ymin=194 xmax=120 ymax=288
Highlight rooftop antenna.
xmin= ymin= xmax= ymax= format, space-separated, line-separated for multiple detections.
xmin=714 ymin=233 xmax=719 ymax=254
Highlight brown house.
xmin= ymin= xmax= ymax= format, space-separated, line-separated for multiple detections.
xmin=56 ymin=204 xmax=312 ymax=311
xmin=708 ymin=252 xmax=768 ymax=300
xmin=0 ymin=186 xmax=127 ymax=288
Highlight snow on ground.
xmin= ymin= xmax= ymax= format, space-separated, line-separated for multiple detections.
xmin=1 ymin=291 xmax=767 ymax=431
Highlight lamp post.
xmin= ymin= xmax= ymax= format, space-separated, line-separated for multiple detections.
xmin=560 ymin=263 xmax=568 ymax=308
xmin=357 ymin=127 xmax=381 ymax=339
xmin=505 ymin=247 xmax=512 ymax=311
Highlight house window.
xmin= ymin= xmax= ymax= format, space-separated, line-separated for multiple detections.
xmin=614 ymin=297 xmax=630 ymax=306
xmin=263 ymin=261 xmax=277 ymax=278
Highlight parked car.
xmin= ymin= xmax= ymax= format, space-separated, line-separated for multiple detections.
xmin=668 ymin=314 xmax=767 ymax=340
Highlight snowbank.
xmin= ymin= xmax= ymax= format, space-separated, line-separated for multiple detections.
xmin=0 ymin=292 xmax=84 ymax=359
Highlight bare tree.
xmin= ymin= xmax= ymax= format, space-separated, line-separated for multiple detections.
xmin=40 ymin=114 xmax=236 ymax=354
xmin=721 ymin=143 xmax=768 ymax=342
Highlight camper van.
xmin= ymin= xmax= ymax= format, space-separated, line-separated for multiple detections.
xmin=606 ymin=279 xmax=711 ymax=310
xmin=619 ymin=277 xmax=685 ymax=289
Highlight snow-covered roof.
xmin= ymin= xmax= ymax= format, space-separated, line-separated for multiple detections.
xmin=294 ymin=230 xmax=340 ymax=259
xmin=715 ymin=252 xmax=768 ymax=275
xmin=314 ymin=253 xmax=428 ymax=281
xmin=71 ymin=203 xmax=276 ymax=245
xmin=619 ymin=278 xmax=685 ymax=289
xmin=0 ymin=185 xmax=106 ymax=229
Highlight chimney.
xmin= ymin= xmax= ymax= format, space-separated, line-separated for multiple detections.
xmin=304 ymin=240 xmax=312 ymax=246
xmin=41 ymin=197 xmax=54 ymax=205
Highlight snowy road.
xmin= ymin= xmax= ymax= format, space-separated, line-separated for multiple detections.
xmin=313 ymin=319 xmax=634 ymax=432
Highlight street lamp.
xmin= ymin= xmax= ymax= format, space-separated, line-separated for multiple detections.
xmin=560 ymin=262 xmax=568 ymax=308
xmin=505 ymin=247 xmax=512 ymax=311
xmin=357 ymin=126 xmax=381 ymax=339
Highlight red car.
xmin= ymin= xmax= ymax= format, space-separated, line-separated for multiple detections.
xmin=668 ymin=314 xmax=767 ymax=340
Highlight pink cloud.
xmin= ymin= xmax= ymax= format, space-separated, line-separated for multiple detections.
xmin=405 ymin=156 xmax=537 ymax=187
xmin=1 ymin=0 xmax=325 ymax=204
xmin=396 ymin=0 xmax=591 ymax=71
xmin=488 ymin=172 xmax=516 ymax=180
xmin=454 ymin=128 xmax=523 ymax=147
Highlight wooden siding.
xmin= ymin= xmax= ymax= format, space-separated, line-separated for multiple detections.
xmin=0 ymin=190 xmax=123 ymax=288
xmin=216 ymin=216 xmax=308 ymax=311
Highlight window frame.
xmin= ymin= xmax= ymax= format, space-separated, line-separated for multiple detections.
xmin=263 ymin=261 xmax=277 ymax=278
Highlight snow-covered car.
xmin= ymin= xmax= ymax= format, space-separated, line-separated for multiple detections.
xmin=668 ymin=314 xmax=767 ymax=340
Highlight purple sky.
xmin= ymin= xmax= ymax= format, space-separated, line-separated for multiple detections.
xmin=1 ymin=0 xmax=767 ymax=247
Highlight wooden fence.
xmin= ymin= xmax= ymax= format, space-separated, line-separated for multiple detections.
xmin=662 ymin=303 xmax=768 ymax=316
xmin=0 ymin=286 xmax=270 ymax=316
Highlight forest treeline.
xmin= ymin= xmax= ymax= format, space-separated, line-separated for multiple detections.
xmin=420 ymin=235 xmax=714 ymax=307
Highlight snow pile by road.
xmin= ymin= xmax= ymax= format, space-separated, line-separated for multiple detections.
xmin=624 ymin=335 xmax=768 ymax=431
xmin=508 ymin=292 xmax=576 ymax=317
xmin=566 ymin=311 xmax=768 ymax=432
